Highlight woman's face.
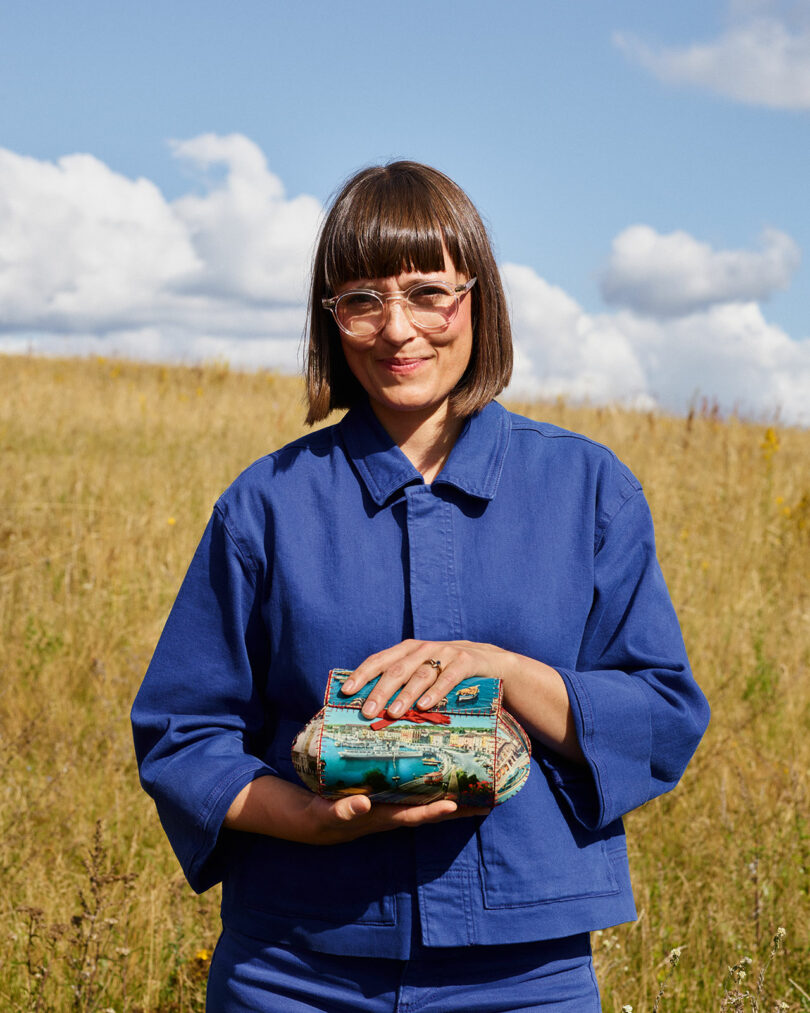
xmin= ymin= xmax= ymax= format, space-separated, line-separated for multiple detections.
xmin=335 ymin=247 xmax=474 ymax=430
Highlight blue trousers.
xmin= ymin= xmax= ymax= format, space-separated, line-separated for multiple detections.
xmin=206 ymin=930 xmax=601 ymax=1012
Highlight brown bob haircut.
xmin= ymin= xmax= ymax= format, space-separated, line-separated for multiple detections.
xmin=305 ymin=161 xmax=512 ymax=424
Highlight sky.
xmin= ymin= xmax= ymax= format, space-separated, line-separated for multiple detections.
xmin=1 ymin=0 xmax=809 ymax=423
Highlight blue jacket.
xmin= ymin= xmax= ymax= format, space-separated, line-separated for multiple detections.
xmin=131 ymin=400 xmax=709 ymax=958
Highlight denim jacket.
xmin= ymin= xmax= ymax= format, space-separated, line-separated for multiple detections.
xmin=131 ymin=400 xmax=709 ymax=958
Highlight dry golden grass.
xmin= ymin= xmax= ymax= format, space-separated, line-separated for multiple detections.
xmin=1 ymin=354 xmax=808 ymax=1011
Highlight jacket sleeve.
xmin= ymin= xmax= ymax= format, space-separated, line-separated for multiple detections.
xmin=544 ymin=487 xmax=710 ymax=831
xmin=131 ymin=504 xmax=275 ymax=892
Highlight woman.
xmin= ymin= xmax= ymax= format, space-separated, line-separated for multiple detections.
xmin=132 ymin=161 xmax=709 ymax=1011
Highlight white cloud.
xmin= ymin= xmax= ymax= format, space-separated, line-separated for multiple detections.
xmin=170 ymin=134 xmax=321 ymax=304
xmin=502 ymin=264 xmax=654 ymax=409
xmin=0 ymin=327 xmax=305 ymax=374
xmin=504 ymin=261 xmax=810 ymax=425
xmin=601 ymin=225 xmax=800 ymax=317
xmin=0 ymin=149 xmax=199 ymax=330
xmin=1 ymin=137 xmax=808 ymax=425
xmin=615 ymin=3 xmax=810 ymax=109
xmin=621 ymin=302 xmax=810 ymax=422
xmin=0 ymin=134 xmax=321 ymax=367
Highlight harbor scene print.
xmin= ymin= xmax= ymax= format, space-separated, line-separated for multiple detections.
xmin=291 ymin=671 xmax=531 ymax=807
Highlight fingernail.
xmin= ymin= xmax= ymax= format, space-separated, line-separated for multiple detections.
xmin=363 ymin=701 xmax=379 ymax=717
xmin=342 ymin=679 xmax=355 ymax=693
xmin=418 ymin=695 xmax=432 ymax=708
xmin=388 ymin=700 xmax=404 ymax=717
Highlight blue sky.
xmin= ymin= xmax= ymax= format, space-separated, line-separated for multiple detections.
xmin=1 ymin=0 xmax=808 ymax=422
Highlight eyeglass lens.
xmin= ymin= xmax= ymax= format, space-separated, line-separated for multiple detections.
xmin=336 ymin=283 xmax=458 ymax=337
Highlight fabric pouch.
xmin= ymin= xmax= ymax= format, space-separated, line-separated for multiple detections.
xmin=291 ymin=669 xmax=531 ymax=806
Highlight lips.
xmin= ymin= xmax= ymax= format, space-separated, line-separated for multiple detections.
xmin=378 ymin=357 xmax=430 ymax=373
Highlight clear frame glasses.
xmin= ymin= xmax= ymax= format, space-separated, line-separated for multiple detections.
xmin=322 ymin=277 xmax=477 ymax=339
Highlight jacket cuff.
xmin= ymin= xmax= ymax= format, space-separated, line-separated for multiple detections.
xmin=155 ymin=759 xmax=275 ymax=894
xmin=550 ymin=667 xmax=653 ymax=831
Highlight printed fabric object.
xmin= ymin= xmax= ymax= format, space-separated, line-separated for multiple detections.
xmin=291 ymin=669 xmax=531 ymax=807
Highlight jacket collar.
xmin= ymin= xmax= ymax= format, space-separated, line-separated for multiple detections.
xmin=338 ymin=399 xmax=511 ymax=506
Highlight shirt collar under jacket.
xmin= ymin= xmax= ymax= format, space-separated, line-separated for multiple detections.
xmin=337 ymin=398 xmax=511 ymax=506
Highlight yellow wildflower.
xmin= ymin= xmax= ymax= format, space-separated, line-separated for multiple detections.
xmin=759 ymin=426 xmax=780 ymax=461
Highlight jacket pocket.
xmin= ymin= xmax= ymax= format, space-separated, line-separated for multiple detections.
xmin=477 ymin=764 xmax=621 ymax=908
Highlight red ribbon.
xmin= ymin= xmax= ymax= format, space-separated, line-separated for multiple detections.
xmin=370 ymin=708 xmax=451 ymax=731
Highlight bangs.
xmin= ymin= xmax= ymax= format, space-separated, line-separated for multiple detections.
xmin=322 ymin=170 xmax=467 ymax=290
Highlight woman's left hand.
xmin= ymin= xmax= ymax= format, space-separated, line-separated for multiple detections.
xmin=341 ymin=639 xmax=510 ymax=719
xmin=341 ymin=639 xmax=585 ymax=763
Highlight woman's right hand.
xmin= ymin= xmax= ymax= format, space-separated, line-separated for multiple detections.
xmin=224 ymin=774 xmax=489 ymax=846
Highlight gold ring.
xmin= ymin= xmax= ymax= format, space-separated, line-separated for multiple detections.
xmin=425 ymin=658 xmax=443 ymax=675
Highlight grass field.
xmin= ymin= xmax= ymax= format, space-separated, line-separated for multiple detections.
xmin=1 ymin=354 xmax=808 ymax=1012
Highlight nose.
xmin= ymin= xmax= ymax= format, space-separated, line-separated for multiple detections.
xmin=379 ymin=295 xmax=415 ymax=345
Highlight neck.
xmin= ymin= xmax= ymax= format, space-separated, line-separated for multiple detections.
xmin=370 ymin=401 xmax=465 ymax=483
